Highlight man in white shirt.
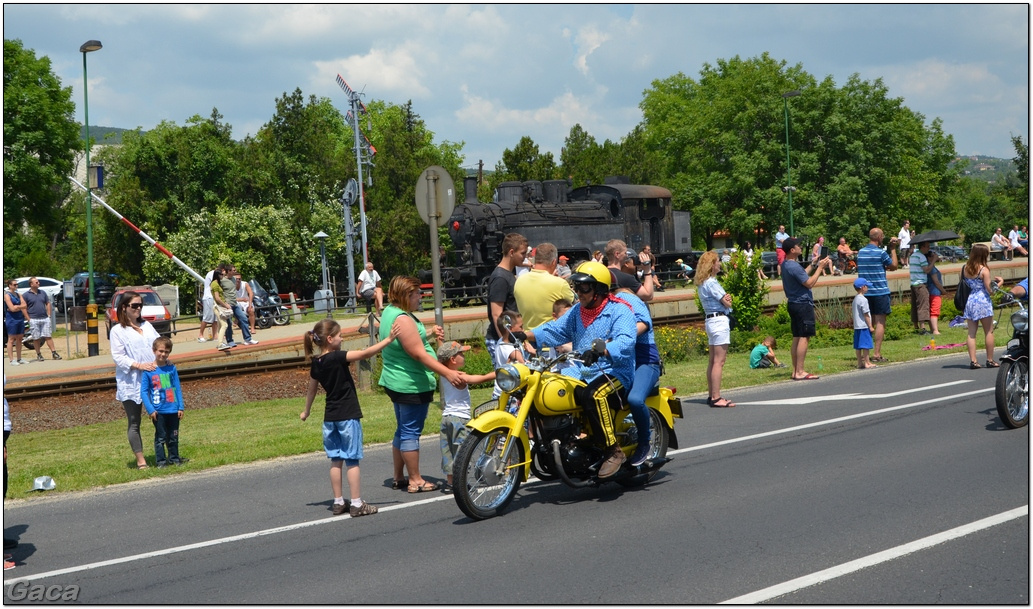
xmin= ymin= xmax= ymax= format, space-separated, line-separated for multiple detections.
xmin=991 ymin=228 xmax=1014 ymax=260
xmin=356 ymin=261 xmax=384 ymax=314
xmin=897 ymin=220 xmax=911 ymax=260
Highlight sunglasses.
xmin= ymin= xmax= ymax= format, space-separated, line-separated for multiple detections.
xmin=128 ymin=303 xmax=143 ymax=310
xmin=573 ymin=284 xmax=596 ymax=294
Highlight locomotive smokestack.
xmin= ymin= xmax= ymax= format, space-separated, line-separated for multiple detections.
xmin=464 ymin=176 xmax=479 ymax=205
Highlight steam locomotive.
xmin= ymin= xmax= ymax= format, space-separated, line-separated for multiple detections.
xmin=422 ymin=175 xmax=692 ymax=303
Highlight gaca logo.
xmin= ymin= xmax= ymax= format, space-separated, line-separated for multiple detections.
xmin=6 ymin=582 xmax=81 ymax=602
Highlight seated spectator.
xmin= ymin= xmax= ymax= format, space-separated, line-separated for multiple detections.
xmin=749 ymin=336 xmax=785 ymax=369
xmin=1008 ymin=225 xmax=1028 ymax=257
xmin=991 ymin=228 xmax=1014 ymax=260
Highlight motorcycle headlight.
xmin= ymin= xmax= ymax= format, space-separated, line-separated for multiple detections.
xmin=1011 ymin=310 xmax=1028 ymax=333
xmin=496 ymin=364 xmax=524 ymax=393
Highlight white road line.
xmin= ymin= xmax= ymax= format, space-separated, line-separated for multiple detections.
xmin=3 ymin=384 xmax=994 ymax=586
xmin=720 ymin=505 xmax=1029 ymax=604
xmin=736 ymin=379 xmax=973 ymax=406
xmin=669 ymin=387 xmax=993 ymax=455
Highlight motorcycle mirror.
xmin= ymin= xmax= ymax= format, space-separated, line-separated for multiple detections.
xmin=499 ymin=313 xmax=514 ymax=332
xmin=591 ymin=338 xmax=607 ymax=354
xmin=269 ymin=278 xmax=279 ymax=293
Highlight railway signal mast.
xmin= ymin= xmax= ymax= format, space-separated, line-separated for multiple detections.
xmin=335 ymin=74 xmax=376 ymax=267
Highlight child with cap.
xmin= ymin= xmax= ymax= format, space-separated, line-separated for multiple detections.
xmin=437 ymin=341 xmax=495 ymax=493
xmin=852 ymin=277 xmax=877 ymax=369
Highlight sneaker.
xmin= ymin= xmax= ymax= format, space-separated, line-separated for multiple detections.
xmin=441 ymin=483 xmax=454 ymax=494
xmin=245 ymin=338 xmax=259 ymax=345
xmin=197 ymin=336 xmax=209 ymax=343
xmin=629 ymin=445 xmax=651 ymax=467
xmin=35 ymin=354 xmax=45 ymax=362
xmin=52 ymin=351 xmax=62 ymax=360
xmin=8 ymin=360 xmax=19 ymax=366
xmin=598 ymin=446 xmax=626 ymax=479
xmin=217 ymin=343 xmax=232 ymax=351
xmin=331 ymin=502 xmax=350 ymax=516
xmin=169 ymin=458 xmax=189 ymax=465
xmin=17 ymin=359 xmax=28 ymax=365
xmin=226 ymin=341 xmax=238 ymax=348
xmin=349 ymin=501 xmax=379 ymax=517
xmin=155 ymin=460 xmax=169 ymax=468
xmin=4 ymin=555 xmax=14 ymax=571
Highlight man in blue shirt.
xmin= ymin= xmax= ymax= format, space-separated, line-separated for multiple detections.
xmin=780 ymin=238 xmax=832 ymax=380
xmin=856 ymin=227 xmax=900 ymax=362
xmin=525 ymin=261 xmax=637 ymax=478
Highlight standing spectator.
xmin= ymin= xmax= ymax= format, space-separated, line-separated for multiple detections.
xmin=990 ymin=228 xmax=1013 ymax=260
xmin=927 ymin=251 xmax=945 ymax=335
xmin=378 ymin=276 xmax=463 ymax=493
xmin=856 ymin=227 xmax=900 ymax=362
xmin=109 ymin=290 xmax=160 ymax=469
xmin=141 ymin=336 xmax=186 ymax=468
xmin=22 ymin=277 xmax=60 ymax=361
xmin=437 ymin=341 xmax=495 ymax=494
xmin=235 ymin=273 xmax=256 ymax=335
xmin=695 ymin=251 xmax=735 ymax=407
xmin=774 ymin=224 xmax=790 ymax=276
xmin=960 ymin=244 xmax=1002 ymax=369
xmin=555 ymin=255 xmax=572 ymax=279
xmin=909 ymin=241 xmax=933 ymax=334
xmin=605 ymin=239 xmax=653 ymax=301
xmin=514 ymin=242 xmax=575 ymax=329
xmin=356 ymin=261 xmax=384 ymax=314
xmin=852 ymin=278 xmax=876 ymax=369
xmin=210 ymin=269 xmax=233 ymax=351
xmin=221 ymin=266 xmax=257 ymax=347
xmin=639 ymin=245 xmax=663 ymax=291
xmin=898 ymin=220 xmax=911 ymax=260
xmin=515 ymin=246 xmax=534 ymax=277
xmin=592 ymin=250 xmax=604 ymax=264
xmin=4 ymin=377 xmax=14 ymax=569
xmin=811 ymin=237 xmax=829 ymax=276
xmin=197 ymin=265 xmax=221 ymax=342
xmin=4 ymin=279 xmax=27 ymax=366
xmin=1008 ymin=225 xmax=1028 ymax=256
xmin=744 ymin=242 xmax=767 ymax=280
xmin=781 ymin=238 xmax=832 ymax=380
xmin=484 ymin=233 xmax=527 ymax=397
xmin=302 ymin=318 xmax=399 ymax=516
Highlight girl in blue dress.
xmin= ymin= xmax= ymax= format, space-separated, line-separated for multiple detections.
xmin=960 ymin=244 xmax=1003 ymax=369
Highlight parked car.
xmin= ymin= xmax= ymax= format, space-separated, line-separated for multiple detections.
xmin=14 ymin=276 xmax=64 ymax=304
xmin=105 ymin=286 xmax=173 ymax=337
xmin=72 ymin=272 xmax=118 ymax=307
xmin=759 ymin=251 xmax=780 ymax=276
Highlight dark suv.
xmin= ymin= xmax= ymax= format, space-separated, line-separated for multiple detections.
xmin=71 ymin=272 xmax=118 ymax=307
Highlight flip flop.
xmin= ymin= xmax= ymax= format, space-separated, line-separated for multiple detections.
xmin=793 ymin=374 xmax=820 ymax=381
xmin=407 ymin=481 xmax=439 ymax=493
xmin=709 ymin=397 xmax=736 ymax=408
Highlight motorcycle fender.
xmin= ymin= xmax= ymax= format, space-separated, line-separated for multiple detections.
xmin=465 ymin=411 xmax=531 ymax=480
xmin=645 ymin=387 xmax=681 ymax=430
xmin=1000 ymin=347 xmax=1027 ymax=363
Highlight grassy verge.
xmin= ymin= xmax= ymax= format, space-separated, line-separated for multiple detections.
xmin=5 ymin=313 xmax=1013 ymax=498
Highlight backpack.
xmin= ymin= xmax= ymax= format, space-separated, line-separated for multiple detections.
xmin=954 ymin=266 xmax=978 ymax=310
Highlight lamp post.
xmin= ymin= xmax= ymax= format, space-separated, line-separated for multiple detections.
xmin=314 ymin=231 xmax=332 ymax=317
xmin=782 ymin=89 xmax=800 ymax=237
xmin=81 ymin=39 xmax=102 ymax=357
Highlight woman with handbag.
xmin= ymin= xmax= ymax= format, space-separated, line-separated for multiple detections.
xmin=960 ymin=244 xmax=1003 ymax=369
xmin=695 ymin=251 xmax=735 ymax=408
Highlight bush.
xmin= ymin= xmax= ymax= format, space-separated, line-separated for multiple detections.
xmin=723 ymin=251 xmax=769 ymax=331
xmin=655 ymin=325 xmax=708 ymax=363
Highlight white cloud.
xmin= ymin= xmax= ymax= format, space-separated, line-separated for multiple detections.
xmin=313 ymin=45 xmax=431 ymax=99
xmin=570 ymin=25 xmax=611 ymax=76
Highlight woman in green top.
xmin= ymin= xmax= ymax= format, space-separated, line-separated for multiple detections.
xmin=378 ymin=276 xmax=462 ymax=493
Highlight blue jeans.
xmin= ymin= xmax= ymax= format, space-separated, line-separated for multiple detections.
xmin=152 ymin=412 xmax=180 ymax=462
xmin=393 ymin=402 xmax=430 ymax=452
xmin=485 ymin=336 xmax=502 ymax=398
xmin=626 ymin=363 xmax=660 ymax=446
xmin=224 ymin=304 xmax=252 ymax=343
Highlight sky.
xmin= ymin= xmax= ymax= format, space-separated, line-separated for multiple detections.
xmin=3 ymin=4 xmax=1029 ymax=168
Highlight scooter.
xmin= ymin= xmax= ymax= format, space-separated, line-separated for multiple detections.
xmin=994 ymin=285 xmax=1028 ymax=428
xmin=249 ymin=278 xmax=290 ymax=329
xmin=452 ymin=332 xmax=683 ymax=521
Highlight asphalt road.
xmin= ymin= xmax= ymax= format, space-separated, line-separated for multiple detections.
xmin=3 ymin=354 xmax=1028 ymax=604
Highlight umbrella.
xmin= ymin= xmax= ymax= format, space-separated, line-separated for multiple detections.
xmin=910 ymin=229 xmax=960 ymax=245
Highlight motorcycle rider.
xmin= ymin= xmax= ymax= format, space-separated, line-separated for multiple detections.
xmin=522 ymin=261 xmax=637 ymax=478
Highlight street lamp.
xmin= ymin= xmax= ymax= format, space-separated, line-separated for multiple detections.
xmin=782 ymin=89 xmax=800 ymax=236
xmin=313 ymin=231 xmax=332 ymax=316
xmin=81 ymin=39 xmax=102 ymax=356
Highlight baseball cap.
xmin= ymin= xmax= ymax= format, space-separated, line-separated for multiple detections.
xmin=437 ymin=341 xmax=471 ymax=361
xmin=781 ymin=237 xmax=801 ymax=253
xmin=559 ymin=255 xmax=569 ymax=262
xmin=853 ymin=277 xmax=872 ymax=289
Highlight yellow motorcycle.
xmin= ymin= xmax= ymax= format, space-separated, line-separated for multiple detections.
xmin=453 ymin=339 xmax=683 ymax=520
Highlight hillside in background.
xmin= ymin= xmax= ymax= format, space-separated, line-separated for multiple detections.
xmin=80 ymin=126 xmax=144 ymax=145
xmin=951 ymin=154 xmax=1017 ymax=185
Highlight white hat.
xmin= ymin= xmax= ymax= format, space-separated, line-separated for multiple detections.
xmin=29 ymin=476 xmax=56 ymax=492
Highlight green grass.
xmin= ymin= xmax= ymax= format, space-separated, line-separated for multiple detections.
xmin=6 ymin=308 xmax=1015 ymax=499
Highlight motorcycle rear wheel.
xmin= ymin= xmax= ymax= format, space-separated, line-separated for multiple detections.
xmin=995 ymin=358 xmax=1029 ymax=429
xmin=453 ymin=428 xmax=524 ymax=520
xmin=617 ymin=409 xmax=670 ymax=488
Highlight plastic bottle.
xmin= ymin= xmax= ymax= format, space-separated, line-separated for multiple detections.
xmin=817 ymin=355 xmax=824 ymax=371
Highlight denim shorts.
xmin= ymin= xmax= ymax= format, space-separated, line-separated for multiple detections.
xmin=323 ymin=419 xmax=363 ymax=462
xmin=4 ymin=317 xmax=24 ymax=336
xmin=393 ymin=402 xmax=430 ymax=452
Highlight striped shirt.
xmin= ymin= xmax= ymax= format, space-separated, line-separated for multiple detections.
xmin=856 ymin=244 xmax=893 ymax=297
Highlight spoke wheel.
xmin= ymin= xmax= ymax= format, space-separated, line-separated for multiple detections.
xmin=996 ymin=359 xmax=1029 ymax=428
xmin=617 ymin=409 xmax=670 ymax=488
xmin=453 ymin=428 xmax=523 ymax=520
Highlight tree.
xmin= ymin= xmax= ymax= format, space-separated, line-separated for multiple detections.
xmin=3 ymin=39 xmax=80 ymax=239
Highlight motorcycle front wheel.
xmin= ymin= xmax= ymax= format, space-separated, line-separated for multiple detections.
xmin=995 ymin=358 xmax=1029 ymax=429
xmin=617 ymin=408 xmax=670 ymax=488
xmin=453 ymin=428 xmax=524 ymax=520
xmin=272 ymin=310 xmax=290 ymax=326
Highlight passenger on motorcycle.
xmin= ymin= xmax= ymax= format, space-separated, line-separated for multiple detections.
xmin=522 ymin=261 xmax=638 ymax=478
xmin=611 ymin=284 xmax=660 ymax=467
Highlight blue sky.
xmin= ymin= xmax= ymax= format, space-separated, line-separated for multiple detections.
xmin=3 ymin=4 xmax=1028 ymax=167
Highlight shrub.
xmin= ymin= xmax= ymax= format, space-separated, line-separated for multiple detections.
xmin=655 ymin=325 xmax=708 ymax=363
xmin=723 ymin=250 xmax=769 ymax=331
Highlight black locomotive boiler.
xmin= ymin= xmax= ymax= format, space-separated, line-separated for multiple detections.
xmin=423 ymin=175 xmax=691 ymax=304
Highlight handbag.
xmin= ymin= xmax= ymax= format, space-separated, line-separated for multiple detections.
xmin=214 ymin=304 xmax=233 ymax=321
xmin=727 ymin=312 xmax=738 ymax=331
xmin=954 ymin=269 xmax=974 ymax=311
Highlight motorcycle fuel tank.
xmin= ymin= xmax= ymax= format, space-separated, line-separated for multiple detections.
xmin=534 ymin=374 xmax=585 ymax=416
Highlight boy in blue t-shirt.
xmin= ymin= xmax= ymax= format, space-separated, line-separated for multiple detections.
xmin=141 ymin=336 xmax=186 ymax=467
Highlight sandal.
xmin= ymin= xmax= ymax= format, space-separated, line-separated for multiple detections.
xmin=709 ymin=397 xmax=736 ymax=408
xmin=137 ymin=464 xmax=149 ymax=470
xmin=969 ymin=361 xmax=981 ymax=369
xmin=986 ymin=360 xmax=1000 ymax=368
xmin=390 ymin=479 xmax=408 ymax=490
xmin=407 ymin=481 xmax=439 ymax=493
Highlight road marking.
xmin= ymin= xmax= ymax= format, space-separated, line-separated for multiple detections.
xmin=720 ymin=505 xmax=1029 ymax=604
xmin=670 ymin=387 xmax=993 ymax=455
xmin=2 ymin=384 xmax=995 ymax=586
xmin=735 ymin=379 xmax=973 ymax=406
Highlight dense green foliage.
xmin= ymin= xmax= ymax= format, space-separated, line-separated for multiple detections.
xmin=721 ymin=251 xmax=769 ymax=331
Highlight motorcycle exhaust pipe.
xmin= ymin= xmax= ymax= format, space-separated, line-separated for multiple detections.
xmin=550 ymin=439 xmax=596 ymax=488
